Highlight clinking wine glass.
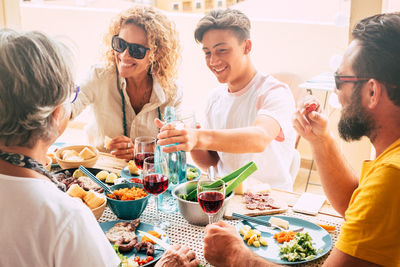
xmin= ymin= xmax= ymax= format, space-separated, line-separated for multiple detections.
xmin=197 ymin=176 xmax=225 ymax=225
xmin=142 ymin=156 xmax=170 ymax=229
xmin=134 ymin=136 xmax=156 ymax=170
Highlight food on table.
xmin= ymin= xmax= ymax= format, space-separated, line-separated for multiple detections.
xmin=106 ymin=219 xmax=155 ymax=256
xmin=96 ymin=170 xmax=109 ymax=181
xmin=133 ymin=256 xmax=154 ymax=266
xmin=61 ymin=149 xmax=79 ymax=160
xmin=61 ymin=147 xmax=96 ymax=161
xmin=107 ymin=187 xmax=148 ymax=201
xmin=72 ymin=169 xmax=85 ymax=179
xmin=317 ymin=224 xmax=336 ymax=232
xmin=128 ymin=160 xmax=140 ymax=175
xmin=269 ymin=217 xmax=289 ymax=230
xmin=239 ymin=225 xmax=268 ymax=247
xmin=279 ymin=232 xmax=317 ymax=262
xmin=104 ymin=136 xmax=112 ymax=150
xmin=105 ymin=172 xmax=118 ymax=184
xmin=274 ymin=231 xmax=296 ymax=243
xmin=47 ymin=153 xmax=57 ymax=164
xmin=243 ymin=192 xmax=281 ymax=211
xmin=55 ymin=170 xmax=103 ymax=193
xmin=186 ymin=167 xmax=199 ymax=181
xmin=79 ymin=146 xmax=97 ymax=160
xmin=305 ymin=101 xmax=320 ymax=113
xmin=140 ymin=230 xmax=161 ymax=244
xmin=244 ymin=183 xmax=271 ymax=194
xmin=130 ymin=177 xmax=143 ymax=184
xmin=67 ymin=184 xmax=105 ymax=210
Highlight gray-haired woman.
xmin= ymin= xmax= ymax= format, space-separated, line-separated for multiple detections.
xmin=0 ymin=29 xmax=120 ymax=267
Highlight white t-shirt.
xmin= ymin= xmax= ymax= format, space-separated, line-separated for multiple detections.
xmin=204 ymin=72 xmax=296 ymax=191
xmin=72 ymin=64 xmax=183 ymax=151
xmin=0 ymin=174 xmax=120 ymax=267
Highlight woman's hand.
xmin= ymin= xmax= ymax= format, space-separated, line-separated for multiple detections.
xmin=155 ymin=244 xmax=199 ymax=267
xmin=108 ymin=135 xmax=134 ymax=160
xmin=155 ymin=119 xmax=199 ymax=153
xmin=204 ymin=221 xmax=250 ymax=267
xmin=292 ymin=95 xmax=330 ymax=145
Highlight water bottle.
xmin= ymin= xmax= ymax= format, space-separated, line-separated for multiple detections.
xmin=157 ymin=106 xmax=187 ymax=213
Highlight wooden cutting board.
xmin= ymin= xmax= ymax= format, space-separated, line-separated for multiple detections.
xmin=224 ymin=192 xmax=288 ymax=219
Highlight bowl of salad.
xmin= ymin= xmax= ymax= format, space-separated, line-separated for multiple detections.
xmin=186 ymin=164 xmax=201 ymax=181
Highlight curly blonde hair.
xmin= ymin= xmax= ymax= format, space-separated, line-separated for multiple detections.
xmin=103 ymin=5 xmax=181 ymax=96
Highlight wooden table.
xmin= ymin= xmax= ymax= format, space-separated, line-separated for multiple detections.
xmin=94 ymin=153 xmax=343 ymax=266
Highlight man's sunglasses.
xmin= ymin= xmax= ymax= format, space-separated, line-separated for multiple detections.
xmin=334 ymin=72 xmax=370 ymax=90
xmin=111 ymin=35 xmax=149 ymax=60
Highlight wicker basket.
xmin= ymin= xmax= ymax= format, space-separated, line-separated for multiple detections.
xmin=55 ymin=145 xmax=99 ymax=169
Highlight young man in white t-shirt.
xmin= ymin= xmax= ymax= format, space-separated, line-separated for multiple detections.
xmin=157 ymin=9 xmax=297 ymax=190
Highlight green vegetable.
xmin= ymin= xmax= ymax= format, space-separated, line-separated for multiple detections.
xmin=113 ymin=244 xmax=128 ymax=266
xmin=186 ymin=167 xmax=199 ymax=180
xmin=181 ymin=161 xmax=257 ymax=201
xmin=279 ymin=232 xmax=317 ymax=262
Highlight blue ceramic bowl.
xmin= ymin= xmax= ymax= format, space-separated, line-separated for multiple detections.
xmin=105 ymin=183 xmax=149 ymax=220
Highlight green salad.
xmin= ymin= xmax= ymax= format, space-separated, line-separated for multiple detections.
xmin=279 ymin=232 xmax=318 ymax=262
xmin=186 ymin=167 xmax=199 ymax=180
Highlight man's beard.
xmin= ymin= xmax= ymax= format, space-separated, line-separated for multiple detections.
xmin=338 ymin=86 xmax=376 ymax=142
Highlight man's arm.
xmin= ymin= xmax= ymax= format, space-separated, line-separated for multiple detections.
xmin=157 ymin=115 xmax=281 ymax=153
xmin=190 ymin=150 xmax=219 ymax=171
xmin=323 ymin=248 xmax=381 ymax=267
xmin=293 ymin=98 xmax=358 ymax=216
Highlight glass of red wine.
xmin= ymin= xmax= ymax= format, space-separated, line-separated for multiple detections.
xmin=134 ymin=136 xmax=156 ymax=170
xmin=142 ymin=156 xmax=170 ymax=229
xmin=197 ymin=176 xmax=225 ymax=225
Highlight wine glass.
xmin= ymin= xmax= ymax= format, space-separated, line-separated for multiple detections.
xmin=134 ymin=136 xmax=156 ymax=170
xmin=142 ymin=156 xmax=170 ymax=229
xmin=197 ymin=175 xmax=225 ymax=225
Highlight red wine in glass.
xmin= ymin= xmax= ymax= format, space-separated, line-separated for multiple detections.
xmin=143 ymin=174 xmax=169 ymax=195
xmin=134 ymin=152 xmax=154 ymax=170
xmin=198 ymin=191 xmax=225 ymax=214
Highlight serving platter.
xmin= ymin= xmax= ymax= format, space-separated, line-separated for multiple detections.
xmin=235 ymin=215 xmax=332 ymax=264
xmin=100 ymin=220 xmax=170 ymax=266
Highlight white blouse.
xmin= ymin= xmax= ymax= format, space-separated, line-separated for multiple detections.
xmin=72 ymin=64 xmax=183 ymax=151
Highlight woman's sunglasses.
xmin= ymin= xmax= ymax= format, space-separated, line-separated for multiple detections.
xmin=112 ymin=35 xmax=149 ymax=60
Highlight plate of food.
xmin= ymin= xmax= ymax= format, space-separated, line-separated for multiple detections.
xmin=100 ymin=219 xmax=169 ymax=266
xmin=236 ymin=215 xmax=332 ymax=264
xmin=120 ymin=160 xmax=141 ymax=179
xmin=53 ymin=168 xmax=120 ymax=190
xmin=186 ymin=164 xmax=201 ymax=181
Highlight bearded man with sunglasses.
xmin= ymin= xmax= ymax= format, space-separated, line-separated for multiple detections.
xmin=71 ymin=5 xmax=182 ymax=160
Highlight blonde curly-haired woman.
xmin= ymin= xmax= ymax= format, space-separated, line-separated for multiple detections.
xmin=72 ymin=5 xmax=182 ymax=160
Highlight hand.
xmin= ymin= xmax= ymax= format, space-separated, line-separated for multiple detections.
xmin=108 ymin=135 xmax=134 ymax=160
xmin=155 ymin=244 xmax=199 ymax=267
xmin=155 ymin=119 xmax=199 ymax=153
xmin=204 ymin=221 xmax=249 ymax=267
xmin=292 ymin=96 xmax=330 ymax=144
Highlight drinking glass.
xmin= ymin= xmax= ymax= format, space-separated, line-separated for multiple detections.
xmin=142 ymin=156 xmax=170 ymax=229
xmin=134 ymin=136 xmax=156 ymax=170
xmin=197 ymin=176 xmax=225 ymax=225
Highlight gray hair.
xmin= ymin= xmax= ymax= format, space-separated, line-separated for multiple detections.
xmin=0 ymin=29 xmax=74 ymax=147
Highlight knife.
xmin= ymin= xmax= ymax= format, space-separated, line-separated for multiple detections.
xmin=138 ymin=230 xmax=170 ymax=250
xmin=232 ymin=213 xmax=304 ymax=232
xmin=138 ymin=230 xmax=205 ymax=267
xmin=232 ymin=212 xmax=273 ymax=227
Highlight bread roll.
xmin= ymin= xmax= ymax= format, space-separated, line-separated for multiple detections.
xmin=84 ymin=191 xmax=105 ymax=209
xmin=67 ymin=184 xmax=87 ymax=199
xmin=78 ymin=147 xmax=96 ymax=160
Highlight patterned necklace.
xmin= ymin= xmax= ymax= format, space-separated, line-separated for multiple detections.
xmin=116 ymin=69 xmax=161 ymax=136
xmin=0 ymin=149 xmax=66 ymax=192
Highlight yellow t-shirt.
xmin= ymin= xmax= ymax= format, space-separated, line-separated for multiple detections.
xmin=336 ymin=138 xmax=400 ymax=266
